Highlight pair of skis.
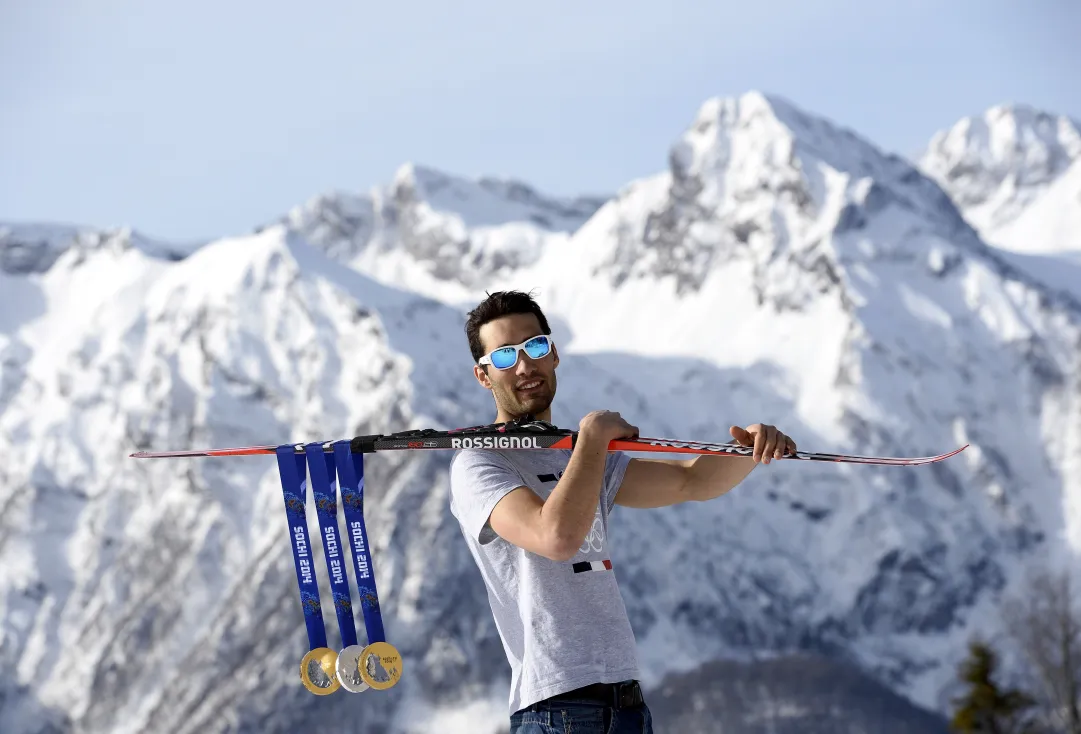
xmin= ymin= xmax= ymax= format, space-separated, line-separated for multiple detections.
xmin=130 ymin=417 xmax=968 ymax=466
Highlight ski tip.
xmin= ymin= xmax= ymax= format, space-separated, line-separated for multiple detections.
xmin=917 ymin=443 xmax=969 ymax=464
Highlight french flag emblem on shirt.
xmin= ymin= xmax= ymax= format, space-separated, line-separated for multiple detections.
xmin=572 ymin=560 xmax=613 ymax=573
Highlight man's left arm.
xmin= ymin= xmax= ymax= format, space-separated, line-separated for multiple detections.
xmin=612 ymin=423 xmax=797 ymax=509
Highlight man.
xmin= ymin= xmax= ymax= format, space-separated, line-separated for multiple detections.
xmin=448 ymin=291 xmax=797 ymax=733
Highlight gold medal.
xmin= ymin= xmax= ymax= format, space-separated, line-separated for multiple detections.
xmin=300 ymin=647 xmax=341 ymax=695
xmin=336 ymin=644 xmax=370 ymax=693
xmin=358 ymin=641 xmax=402 ymax=691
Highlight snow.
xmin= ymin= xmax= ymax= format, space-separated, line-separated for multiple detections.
xmin=2 ymin=92 xmax=1081 ymax=733
xmin=919 ymin=104 xmax=1081 ymax=254
xmin=393 ymin=163 xmax=604 ymax=232
xmin=991 ymin=157 xmax=1081 ymax=254
xmin=278 ymin=163 xmax=606 ymax=301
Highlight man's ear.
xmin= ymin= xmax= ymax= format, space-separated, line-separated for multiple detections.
xmin=474 ymin=363 xmax=492 ymax=389
xmin=552 ymin=344 xmax=560 ymax=369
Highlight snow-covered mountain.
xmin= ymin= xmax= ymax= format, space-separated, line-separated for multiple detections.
xmin=276 ymin=163 xmax=607 ymax=304
xmin=918 ymin=104 xmax=1081 ymax=255
xmin=3 ymin=91 xmax=1081 ymax=734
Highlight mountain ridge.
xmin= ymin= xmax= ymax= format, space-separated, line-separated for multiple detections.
xmin=918 ymin=103 xmax=1081 ymax=254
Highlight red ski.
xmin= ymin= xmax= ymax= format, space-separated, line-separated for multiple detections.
xmin=129 ymin=418 xmax=968 ymax=466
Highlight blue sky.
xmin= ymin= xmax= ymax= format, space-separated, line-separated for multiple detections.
xmin=2 ymin=0 xmax=1078 ymax=241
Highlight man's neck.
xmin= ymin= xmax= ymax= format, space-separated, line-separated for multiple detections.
xmin=496 ymin=408 xmax=552 ymax=424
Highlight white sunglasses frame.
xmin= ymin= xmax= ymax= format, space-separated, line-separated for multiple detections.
xmin=478 ymin=335 xmax=556 ymax=370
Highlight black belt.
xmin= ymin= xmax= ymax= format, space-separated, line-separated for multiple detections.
xmin=545 ymin=679 xmax=644 ymax=709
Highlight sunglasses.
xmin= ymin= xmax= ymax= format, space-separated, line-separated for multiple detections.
xmin=479 ymin=335 xmax=555 ymax=370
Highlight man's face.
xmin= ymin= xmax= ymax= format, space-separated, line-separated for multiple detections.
xmin=474 ymin=313 xmax=559 ymax=421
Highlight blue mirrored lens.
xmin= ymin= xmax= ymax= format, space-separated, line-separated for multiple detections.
xmin=490 ymin=348 xmax=518 ymax=369
xmin=524 ymin=337 xmax=550 ymax=359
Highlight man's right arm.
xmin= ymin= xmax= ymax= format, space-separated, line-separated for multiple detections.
xmin=488 ymin=411 xmax=638 ymax=561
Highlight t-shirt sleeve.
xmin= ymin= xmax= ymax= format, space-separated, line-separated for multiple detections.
xmin=449 ymin=450 xmax=529 ymax=545
xmin=601 ymin=450 xmax=632 ymax=516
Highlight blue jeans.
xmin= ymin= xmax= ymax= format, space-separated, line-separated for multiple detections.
xmin=509 ymin=697 xmax=653 ymax=733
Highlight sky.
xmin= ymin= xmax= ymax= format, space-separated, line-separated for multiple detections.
xmin=2 ymin=0 xmax=1079 ymax=242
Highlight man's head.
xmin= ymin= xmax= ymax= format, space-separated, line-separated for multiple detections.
xmin=465 ymin=291 xmax=559 ymax=423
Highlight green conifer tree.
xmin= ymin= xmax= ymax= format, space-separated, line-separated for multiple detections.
xmin=951 ymin=640 xmax=1038 ymax=733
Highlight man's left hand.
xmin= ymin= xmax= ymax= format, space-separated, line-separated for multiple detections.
xmin=729 ymin=424 xmax=797 ymax=464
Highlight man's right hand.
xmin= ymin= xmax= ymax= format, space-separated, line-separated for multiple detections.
xmin=578 ymin=410 xmax=639 ymax=444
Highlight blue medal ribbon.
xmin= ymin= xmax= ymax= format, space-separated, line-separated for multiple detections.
xmin=275 ymin=446 xmax=328 ymax=651
xmin=332 ymin=441 xmax=386 ymax=644
xmin=304 ymin=444 xmax=359 ymax=649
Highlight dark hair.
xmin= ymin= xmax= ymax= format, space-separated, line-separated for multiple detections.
xmin=465 ymin=290 xmax=552 ymax=364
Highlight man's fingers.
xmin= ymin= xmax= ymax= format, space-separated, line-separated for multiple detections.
xmin=733 ymin=425 xmax=796 ymax=462
xmin=773 ymin=431 xmax=789 ymax=459
xmin=763 ymin=426 xmax=779 ymax=463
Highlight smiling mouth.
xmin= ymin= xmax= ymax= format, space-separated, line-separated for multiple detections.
xmin=517 ymin=379 xmax=544 ymax=392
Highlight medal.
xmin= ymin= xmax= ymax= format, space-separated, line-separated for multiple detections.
xmin=300 ymin=647 xmax=341 ymax=695
xmin=335 ymin=644 xmax=370 ymax=693
xmin=275 ymin=448 xmax=340 ymax=696
xmin=358 ymin=641 xmax=403 ymax=691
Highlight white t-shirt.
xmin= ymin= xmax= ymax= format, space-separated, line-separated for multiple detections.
xmin=448 ymin=447 xmax=641 ymax=714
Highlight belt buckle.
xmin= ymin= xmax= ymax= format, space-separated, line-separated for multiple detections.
xmin=616 ymin=681 xmax=642 ymax=708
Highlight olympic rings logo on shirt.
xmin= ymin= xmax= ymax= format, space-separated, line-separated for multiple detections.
xmin=579 ymin=514 xmax=605 ymax=554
